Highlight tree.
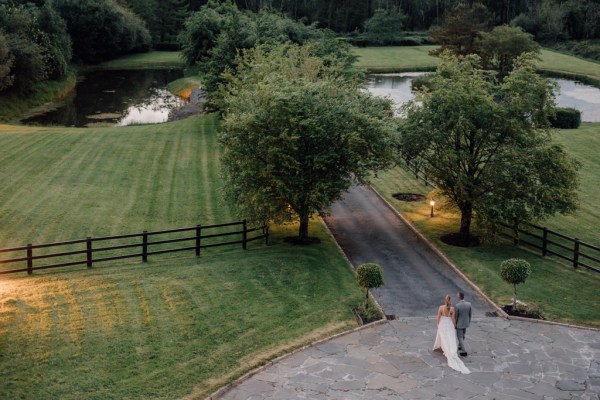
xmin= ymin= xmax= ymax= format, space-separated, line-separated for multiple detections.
xmin=500 ymin=258 xmax=531 ymax=310
xmin=37 ymin=2 xmax=72 ymax=79
xmin=218 ymin=44 xmax=398 ymax=242
xmin=356 ymin=263 xmax=384 ymax=309
xmin=429 ymin=3 xmax=491 ymax=56
xmin=0 ymin=32 xmax=14 ymax=91
xmin=363 ymin=8 xmax=407 ymax=44
xmin=399 ymin=52 xmax=578 ymax=241
xmin=475 ymin=25 xmax=540 ymax=78
xmin=178 ymin=0 xmax=241 ymax=66
xmin=54 ymin=0 xmax=150 ymax=63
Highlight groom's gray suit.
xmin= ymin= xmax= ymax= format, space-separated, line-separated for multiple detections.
xmin=455 ymin=298 xmax=472 ymax=354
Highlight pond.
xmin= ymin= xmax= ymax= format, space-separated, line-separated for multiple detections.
xmin=367 ymin=73 xmax=600 ymax=122
xmin=22 ymin=69 xmax=185 ymax=127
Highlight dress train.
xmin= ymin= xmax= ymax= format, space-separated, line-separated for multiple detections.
xmin=433 ymin=316 xmax=470 ymax=374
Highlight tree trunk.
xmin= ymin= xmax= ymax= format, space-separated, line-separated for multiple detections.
xmin=298 ymin=213 xmax=309 ymax=241
xmin=459 ymin=202 xmax=473 ymax=238
xmin=365 ymin=289 xmax=369 ymax=309
xmin=512 ymin=284 xmax=517 ymax=311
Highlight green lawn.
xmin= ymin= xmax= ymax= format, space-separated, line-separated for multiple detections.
xmin=0 ymin=116 xmax=229 ymax=246
xmin=353 ymin=45 xmax=439 ymax=72
xmin=353 ymin=46 xmax=600 ymax=85
xmin=539 ymin=49 xmax=600 ymax=83
xmin=371 ymin=123 xmax=600 ymax=327
xmin=0 ymin=116 xmax=364 ymax=399
xmin=89 ymin=51 xmax=185 ymax=70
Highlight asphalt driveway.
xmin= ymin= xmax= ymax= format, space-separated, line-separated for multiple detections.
xmin=322 ymin=185 xmax=493 ymax=317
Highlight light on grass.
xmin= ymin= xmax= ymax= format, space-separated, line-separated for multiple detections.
xmin=430 ymin=199 xmax=435 ymax=218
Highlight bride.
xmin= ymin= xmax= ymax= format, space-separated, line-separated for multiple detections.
xmin=433 ymin=295 xmax=470 ymax=374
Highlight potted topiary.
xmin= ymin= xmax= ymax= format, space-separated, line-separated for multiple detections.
xmin=356 ymin=263 xmax=384 ymax=310
xmin=500 ymin=258 xmax=531 ymax=313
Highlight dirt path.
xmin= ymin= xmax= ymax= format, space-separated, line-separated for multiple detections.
xmin=323 ymin=185 xmax=493 ymax=317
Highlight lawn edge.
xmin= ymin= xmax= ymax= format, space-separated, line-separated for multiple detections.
xmin=205 ymin=217 xmax=388 ymax=400
xmin=205 ymin=319 xmax=387 ymax=400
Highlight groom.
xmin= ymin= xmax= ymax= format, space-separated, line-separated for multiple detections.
xmin=455 ymin=292 xmax=472 ymax=357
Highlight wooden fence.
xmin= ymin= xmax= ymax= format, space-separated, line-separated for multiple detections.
xmin=0 ymin=221 xmax=268 ymax=276
xmin=498 ymin=222 xmax=600 ymax=273
xmin=401 ymin=160 xmax=600 ymax=274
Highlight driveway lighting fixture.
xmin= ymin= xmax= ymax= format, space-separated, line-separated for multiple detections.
xmin=430 ymin=200 xmax=435 ymax=218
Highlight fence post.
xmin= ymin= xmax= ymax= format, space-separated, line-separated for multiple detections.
xmin=573 ymin=238 xmax=580 ymax=269
xmin=27 ymin=244 xmax=33 ymax=275
xmin=142 ymin=231 xmax=148 ymax=262
xmin=542 ymin=227 xmax=548 ymax=257
xmin=512 ymin=223 xmax=519 ymax=246
xmin=86 ymin=237 xmax=93 ymax=269
xmin=242 ymin=220 xmax=247 ymax=250
xmin=195 ymin=225 xmax=201 ymax=256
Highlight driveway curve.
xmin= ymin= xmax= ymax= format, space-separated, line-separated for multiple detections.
xmin=215 ymin=185 xmax=600 ymax=400
xmin=323 ymin=185 xmax=493 ymax=317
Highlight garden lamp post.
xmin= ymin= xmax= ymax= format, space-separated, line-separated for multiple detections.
xmin=430 ymin=200 xmax=435 ymax=217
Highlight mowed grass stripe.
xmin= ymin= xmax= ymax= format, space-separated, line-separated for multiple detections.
xmin=0 ymin=116 xmax=225 ymax=250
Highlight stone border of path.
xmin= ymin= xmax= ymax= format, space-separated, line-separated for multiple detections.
xmin=205 ymin=319 xmax=388 ymax=400
xmin=205 ymin=216 xmax=389 ymax=400
xmin=370 ymin=185 xmax=600 ymax=333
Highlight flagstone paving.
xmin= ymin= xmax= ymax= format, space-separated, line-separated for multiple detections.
xmin=218 ymin=317 xmax=600 ymax=399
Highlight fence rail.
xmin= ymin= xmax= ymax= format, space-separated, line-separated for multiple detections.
xmin=0 ymin=221 xmax=268 ymax=276
xmin=400 ymin=160 xmax=600 ymax=274
xmin=498 ymin=222 xmax=600 ymax=273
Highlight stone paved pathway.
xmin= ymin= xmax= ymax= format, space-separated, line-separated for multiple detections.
xmin=218 ymin=317 xmax=600 ymax=399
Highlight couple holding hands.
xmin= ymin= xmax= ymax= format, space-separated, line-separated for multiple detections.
xmin=433 ymin=292 xmax=472 ymax=374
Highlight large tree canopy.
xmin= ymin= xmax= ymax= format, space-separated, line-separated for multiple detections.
xmin=400 ymin=52 xmax=579 ymax=241
xmin=217 ymin=44 xmax=398 ymax=241
xmin=429 ymin=3 xmax=491 ymax=56
xmin=476 ymin=25 xmax=540 ymax=78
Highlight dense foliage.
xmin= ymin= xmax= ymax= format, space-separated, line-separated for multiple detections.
xmin=218 ymin=44 xmax=398 ymax=241
xmin=399 ymin=52 xmax=579 ymax=240
xmin=550 ymin=107 xmax=582 ymax=129
xmin=0 ymin=2 xmax=72 ymax=92
xmin=54 ymin=0 xmax=151 ymax=64
xmin=179 ymin=1 xmax=344 ymax=93
xmin=475 ymin=25 xmax=540 ymax=78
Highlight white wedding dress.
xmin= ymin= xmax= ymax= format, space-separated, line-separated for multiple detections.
xmin=433 ymin=315 xmax=470 ymax=374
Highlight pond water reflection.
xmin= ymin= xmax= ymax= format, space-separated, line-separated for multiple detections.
xmin=22 ymin=69 xmax=185 ymax=127
xmin=367 ymin=73 xmax=600 ymax=122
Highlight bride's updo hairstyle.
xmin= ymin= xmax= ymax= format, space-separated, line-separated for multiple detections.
xmin=445 ymin=295 xmax=451 ymax=310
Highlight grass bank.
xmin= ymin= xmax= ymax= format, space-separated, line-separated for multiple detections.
xmin=0 ymin=116 xmax=364 ymax=399
xmin=89 ymin=51 xmax=185 ymax=70
xmin=0 ymin=70 xmax=77 ymax=122
xmin=371 ymin=123 xmax=600 ymax=327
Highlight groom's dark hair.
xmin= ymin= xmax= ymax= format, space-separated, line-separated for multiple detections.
xmin=458 ymin=292 xmax=464 ymax=300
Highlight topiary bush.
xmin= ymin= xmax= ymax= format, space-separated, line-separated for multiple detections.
xmin=356 ymin=263 xmax=384 ymax=309
xmin=550 ymin=107 xmax=581 ymax=129
xmin=500 ymin=258 xmax=532 ymax=310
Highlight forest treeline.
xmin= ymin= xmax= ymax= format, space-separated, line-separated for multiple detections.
xmin=1 ymin=0 xmax=599 ymax=95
